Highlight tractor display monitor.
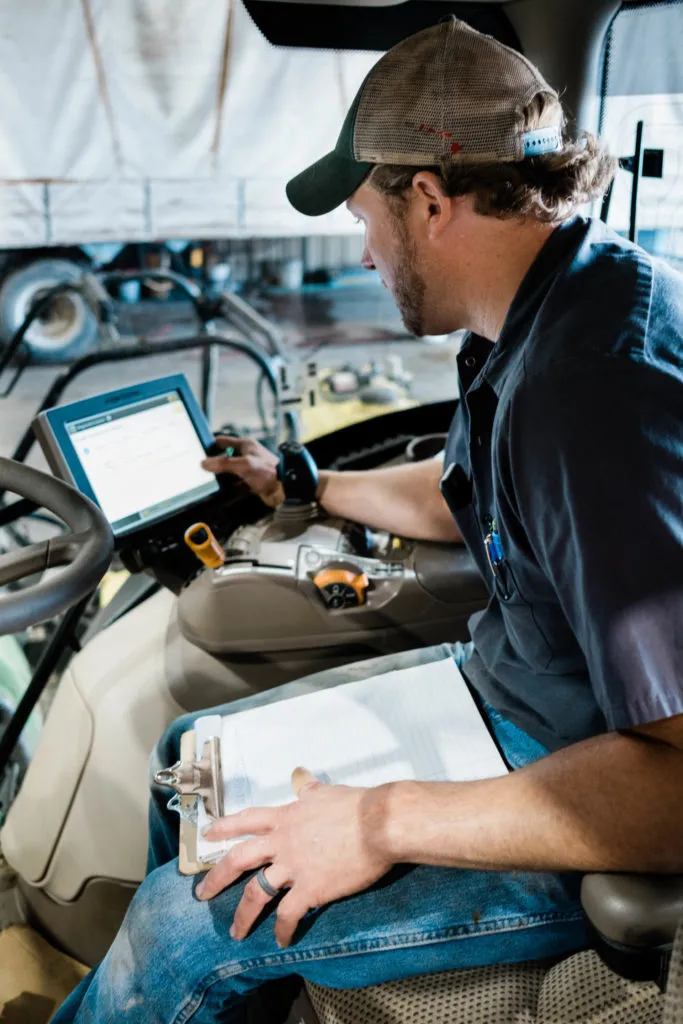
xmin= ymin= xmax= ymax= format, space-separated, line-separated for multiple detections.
xmin=32 ymin=374 xmax=219 ymax=538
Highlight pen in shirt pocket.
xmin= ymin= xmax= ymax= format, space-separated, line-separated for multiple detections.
xmin=484 ymin=517 xmax=512 ymax=601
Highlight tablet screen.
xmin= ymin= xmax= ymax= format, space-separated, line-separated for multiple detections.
xmin=65 ymin=390 xmax=219 ymax=535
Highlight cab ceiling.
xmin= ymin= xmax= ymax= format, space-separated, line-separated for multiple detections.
xmin=243 ymin=0 xmax=623 ymax=129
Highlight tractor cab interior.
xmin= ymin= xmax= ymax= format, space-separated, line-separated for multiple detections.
xmin=0 ymin=1 xmax=682 ymax=1022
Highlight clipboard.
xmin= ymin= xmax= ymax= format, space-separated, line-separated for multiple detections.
xmin=154 ymin=658 xmax=510 ymax=873
xmin=155 ymin=728 xmax=223 ymax=875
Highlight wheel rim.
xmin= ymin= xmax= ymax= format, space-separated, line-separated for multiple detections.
xmin=16 ymin=284 xmax=88 ymax=354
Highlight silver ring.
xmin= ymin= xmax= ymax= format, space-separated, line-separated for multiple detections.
xmin=255 ymin=866 xmax=280 ymax=898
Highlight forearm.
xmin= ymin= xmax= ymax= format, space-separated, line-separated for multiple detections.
xmin=374 ymin=726 xmax=683 ymax=874
xmin=317 ymin=460 xmax=462 ymax=542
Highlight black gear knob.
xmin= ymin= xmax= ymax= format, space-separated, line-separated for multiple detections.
xmin=277 ymin=442 xmax=319 ymax=507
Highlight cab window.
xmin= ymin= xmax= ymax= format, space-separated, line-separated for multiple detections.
xmin=599 ymin=1 xmax=683 ymax=269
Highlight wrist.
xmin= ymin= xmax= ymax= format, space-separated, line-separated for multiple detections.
xmin=262 ymin=479 xmax=285 ymax=508
xmin=364 ymin=781 xmax=421 ymax=863
xmin=315 ymin=469 xmax=333 ymax=506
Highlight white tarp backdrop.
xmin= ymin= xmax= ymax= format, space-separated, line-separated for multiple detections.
xmin=0 ymin=0 xmax=378 ymax=246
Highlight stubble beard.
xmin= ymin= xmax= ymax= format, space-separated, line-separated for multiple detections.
xmin=391 ymin=219 xmax=427 ymax=337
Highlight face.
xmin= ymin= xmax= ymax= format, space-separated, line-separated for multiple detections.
xmin=347 ymin=181 xmax=428 ymax=337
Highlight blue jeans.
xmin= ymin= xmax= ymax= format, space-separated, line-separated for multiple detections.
xmin=53 ymin=643 xmax=588 ymax=1023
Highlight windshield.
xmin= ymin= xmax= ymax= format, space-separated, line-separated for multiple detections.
xmin=600 ymin=1 xmax=683 ymax=269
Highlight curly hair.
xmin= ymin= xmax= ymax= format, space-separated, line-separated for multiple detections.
xmin=368 ymin=95 xmax=616 ymax=223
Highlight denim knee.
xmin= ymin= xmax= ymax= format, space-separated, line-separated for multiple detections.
xmin=105 ymin=866 xmax=195 ymax=1010
xmin=105 ymin=861 xmax=247 ymax=1019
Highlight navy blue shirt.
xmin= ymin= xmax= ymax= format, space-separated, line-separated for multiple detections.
xmin=441 ymin=216 xmax=683 ymax=752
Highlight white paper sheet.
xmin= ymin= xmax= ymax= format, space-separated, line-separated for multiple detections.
xmin=194 ymin=658 xmax=507 ymax=864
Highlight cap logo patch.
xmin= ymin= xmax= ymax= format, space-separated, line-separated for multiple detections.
xmin=415 ymin=123 xmax=454 ymax=140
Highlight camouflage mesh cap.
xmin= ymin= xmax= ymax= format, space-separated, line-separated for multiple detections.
xmin=286 ymin=18 xmax=563 ymax=216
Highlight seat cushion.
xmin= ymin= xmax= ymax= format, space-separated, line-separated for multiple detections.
xmin=306 ymin=950 xmax=664 ymax=1024
xmin=663 ymin=923 xmax=683 ymax=1024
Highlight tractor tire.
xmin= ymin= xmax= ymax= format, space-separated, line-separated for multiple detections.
xmin=0 ymin=258 xmax=99 ymax=364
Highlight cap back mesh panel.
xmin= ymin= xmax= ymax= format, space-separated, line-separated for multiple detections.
xmin=354 ymin=20 xmax=557 ymax=165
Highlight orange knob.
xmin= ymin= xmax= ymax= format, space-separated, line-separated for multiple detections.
xmin=184 ymin=522 xmax=225 ymax=569
xmin=313 ymin=568 xmax=369 ymax=608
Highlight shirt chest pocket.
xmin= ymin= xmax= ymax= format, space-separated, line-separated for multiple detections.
xmin=441 ymin=472 xmax=555 ymax=674
xmin=497 ymin=577 xmax=555 ymax=671
xmin=500 ymin=565 xmax=587 ymax=674
xmin=484 ymin=525 xmax=555 ymax=672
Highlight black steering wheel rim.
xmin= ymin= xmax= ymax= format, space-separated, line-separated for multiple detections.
xmin=0 ymin=458 xmax=113 ymax=635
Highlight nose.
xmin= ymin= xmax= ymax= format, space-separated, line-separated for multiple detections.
xmin=360 ymin=246 xmax=376 ymax=271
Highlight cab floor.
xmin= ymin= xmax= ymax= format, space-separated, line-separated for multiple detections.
xmin=0 ymin=879 xmax=313 ymax=1024
xmin=0 ymin=921 xmax=87 ymax=1024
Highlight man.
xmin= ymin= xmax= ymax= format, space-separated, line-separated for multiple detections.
xmin=54 ymin=18 xmax=683 ymax=1023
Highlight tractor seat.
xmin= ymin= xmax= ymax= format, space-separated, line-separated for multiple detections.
xmin=300 ymin=872 xmax=683 ymax=1024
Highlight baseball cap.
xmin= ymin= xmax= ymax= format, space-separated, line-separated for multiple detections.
xmin=286 ymin=18 xmax=563 ymax=216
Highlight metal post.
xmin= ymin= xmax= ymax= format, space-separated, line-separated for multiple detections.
xmin=629 ymin=121 xmax=644 ymax=244
xmin=600 ymin=179 xmax=614 ymax=224
xmin=199 ymin=342 xmax=219 ymax=426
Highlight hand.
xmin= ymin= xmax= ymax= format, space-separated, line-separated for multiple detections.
xmin=196 ymin=768 xmax=395 ymax=948
xmin=201 ymin=435 xmax=284 ymax=507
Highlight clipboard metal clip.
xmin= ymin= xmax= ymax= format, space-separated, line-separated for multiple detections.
xmin=154 ymin=735 xmax=224 ymax=819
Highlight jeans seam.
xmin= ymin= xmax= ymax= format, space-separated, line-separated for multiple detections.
xmin=171 ymin=908 xmax=586 ymax=1023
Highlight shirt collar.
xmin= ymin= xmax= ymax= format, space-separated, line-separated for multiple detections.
xmin=479 ymin=215 xmax=592 ymax=396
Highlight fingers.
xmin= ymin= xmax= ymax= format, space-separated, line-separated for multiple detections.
xmin=215 ymin=435 xmax=278 ymax=464
xmin=213 ymin=436 xmax=276 ymax=462
xmin=203 ymin=807 xmax=276 ymax=841
xmin=200 ymin=453 xmax=251 ymax=475
xmin=274 ymin=889 xmax=313 ymax=948
xmin=292 ymin=766 xmax=323 ymax=797
xmin=214 ymin=434 xmax=244 ymax=451
xmin=196 ymin=836 xmax=273 ymax=901
xmin=201 ymin=435 xmax=252 ymax=471
xmin=231 ymin=863 xmax=290 ymax=941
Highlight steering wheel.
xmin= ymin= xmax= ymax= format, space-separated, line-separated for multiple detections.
xmin=0 ymin=458 xmax=114 ymax=635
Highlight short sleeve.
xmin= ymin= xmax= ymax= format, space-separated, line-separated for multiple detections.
xmin=508 ymin=356 xmax=683 ymax=730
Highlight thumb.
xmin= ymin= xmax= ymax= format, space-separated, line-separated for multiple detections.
xmin=292 ymin=767 xmax=323 ymax=797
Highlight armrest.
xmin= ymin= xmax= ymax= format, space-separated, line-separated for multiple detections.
xmin=581 ymin=873 xmax=683 ymax=948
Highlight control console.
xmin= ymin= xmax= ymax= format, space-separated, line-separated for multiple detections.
xmin=176 ymin=437 xmax=489 ymax=656
xmin=175 ymin=515 xmax=488 ymax=668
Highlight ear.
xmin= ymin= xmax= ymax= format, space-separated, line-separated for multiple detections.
xmin=411 ymin=171 xmax=453 ymax=239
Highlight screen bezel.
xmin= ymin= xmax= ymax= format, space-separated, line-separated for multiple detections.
xmin=36 ymin=374 xmax=220 ymax=539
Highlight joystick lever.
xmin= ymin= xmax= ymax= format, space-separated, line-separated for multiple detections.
xmin=277 ymin=442 xmax=319 ymax=508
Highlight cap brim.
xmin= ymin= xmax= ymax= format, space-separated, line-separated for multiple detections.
xmin=286 ymin=151 xmax=373 ymax=216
